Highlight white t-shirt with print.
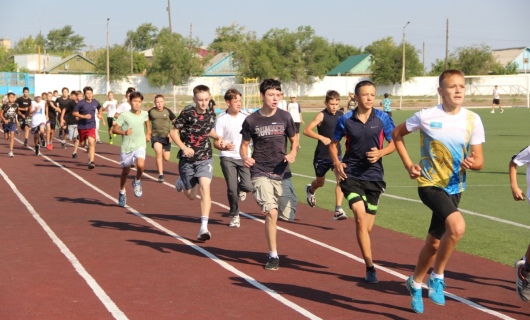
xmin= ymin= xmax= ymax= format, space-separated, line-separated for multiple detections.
xmin=31 ymin=100 xmax=47 ymax=127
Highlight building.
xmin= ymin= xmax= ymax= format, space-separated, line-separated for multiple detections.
xmin=43 ymin=53 xmax=97 ymax=74
xmin=202 ymin=52 xmax=237 ymax=77
xmin=0 ymin=38 xmax=11 ymax=49
xmin=11 ymin=54 xmax=63 ymax=73
xmin=327 ymin=54 xmax=373 ymax=76
xmin=492 ymin=47 xmax=530 ymax=73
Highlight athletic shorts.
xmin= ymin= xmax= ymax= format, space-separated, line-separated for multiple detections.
xmin=418 ymin=186 xmax=462 ymax=239
xmin=30 ymin=123 xmax=45 ymax=134
xmin=151 ymin=136 xmax=171 ymax=152
xmin=107 ymin=117 xmax=114 ymax=128
xmin=20 ymin=116 xmax=31 ymax=129
xmin=251 ymin=176 xmax=297 ymax=220
xmin=47 ymin=120 xmax=56 ymax=130
xmin=120 ymin=147 xmax=146 ymax=168
xmin=3 ymin=123 xmax=16 ymax=133
xmin=339 ymin=178 xmax=386 ymax=215
xmin=294 ymin=122 xmax=301 ymax=133
xmin=493 ymin=99 xmax=500 ymax=105
xmin=178 ymin=158 xmax=214 ymax=190
xmin=78 ymin=128 xmax=96 ymax=142
xmin=313 ymin=157 xmax=341 ymax=178
xmin=67 ymin=125 xmax=78 ymax=140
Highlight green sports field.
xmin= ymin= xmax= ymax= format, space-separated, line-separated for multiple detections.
xmin=102 ymin=106 xmax=530 ymax=266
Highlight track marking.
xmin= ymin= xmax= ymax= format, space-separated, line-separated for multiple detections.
xmin=0 ymin=168 xmax=128 ymax=320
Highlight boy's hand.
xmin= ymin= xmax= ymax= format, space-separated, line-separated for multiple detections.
xmin=145 ymin=134 xmax=150 ymax=142
xmin=512 ymin=186 xmax=526 ymax=201
xmin=366 ymin=147 xmax=382 ymax=163
xmin=460 ymin=152 xmax=476 ymax=170
xmin=408 ymin=164 xmax=422 ymax=179
xmin=225 ymin=142 xmax=235 ymax=151
xmin=284 ymin=153 xmax=296 ymax=163
xmin=334 ymin=162 xmax=347 ymax=181
xmin=320 ymin=137 xmax=331 ymax=145
xmin=182 ymin=146 xmax=194 ymax=157
xmin=243 ymin=157 xmax=255 ymax=168
xmin=85 ymin=114 xmax=92 ymax=120
xmin=125 ymin=128 xmax=133 ymax=136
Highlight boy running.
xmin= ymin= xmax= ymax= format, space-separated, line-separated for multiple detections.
xmin=0 ymin=92 xmax=19 ymax=157
xmin=102 ymin=91 xmax=118 ymax=144
xmin=303 ymin=90 xmax=347 ymax=220
xmin=170 ymin=85 xmax=225 ymax=241
xmin=148 ymin=94 xmax=176 ymax=182
xmin=72 ymin=86 xmax=102 ymax=169
xmin=15 ymin=87 xmax=32 ymax=146
xmin=392 ymin=69 xmax=485 ymax=314
xmin=46 ymin=91 xmax=61 ymax=150
xmin=29 ymin=94 xmax=48 ymax=156
xmin=113 ymin=91 xmax=150 ymax=207
xmin=240 ymin=79 xmax=298 ymax=270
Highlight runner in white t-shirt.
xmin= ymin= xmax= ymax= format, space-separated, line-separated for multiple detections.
xmin=102 ymin=91 xmax=117 ymax=144
xmin=30 ymin=94 xmax=48 ymax=155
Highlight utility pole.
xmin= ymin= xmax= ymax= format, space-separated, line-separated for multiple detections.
xmin=445 ymin=18 xmax=449 ymax=70
xmin=422 ymin=41 xmax=425 ymax=75
xmin=167 ymin=0 xmax=172 ymax=33
xmin=130 ymin=40 xmax=133 ymax=74
xmin=399 ymin=21 xmax=410 ymax=110
xmin=106 ymin=18 xmax=110 ymax=93
xmin=189 ymin=23 xmax=193 ymax=49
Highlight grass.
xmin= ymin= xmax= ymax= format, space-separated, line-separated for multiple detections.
xmin=100 ymin=106 xmax=530 ymax=266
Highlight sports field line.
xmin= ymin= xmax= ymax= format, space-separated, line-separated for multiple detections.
xmin=26 ymin=142 xmax=322 ymax=320
xmin=0 ymin=168 xmax=128 ymax=320
xmin=86 ymin=147 xmax=515 ymax=320
xmin=291 ymin=172 xmax=530 ymax=231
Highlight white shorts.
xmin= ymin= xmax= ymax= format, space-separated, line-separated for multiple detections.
xmin=120 ymin=148 xmax=146 ymax=167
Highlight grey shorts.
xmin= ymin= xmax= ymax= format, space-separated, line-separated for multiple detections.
xmin=67 ymin=125 xmax=78 ymax=140
xmin=252 ymin=176 xmax=297 ymax=221
xmin=178 ymin=158 xmax=214 ymax=190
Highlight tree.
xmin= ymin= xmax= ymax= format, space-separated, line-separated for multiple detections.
xmin=46 ymin=25 xmax=85 ymax=53
xmin=12 ymin=35 xmax=40 ymax=54
xmin=147 ymin=29 xmax=203 ymax=86
xmin=209 ymin=23 xmax=251 ymax=53
xmin=0 ymin=47 xmax=17 ymax=72
xmin=332 ymin=43 xmax=363 ymax=65
xmin=95 ymin=45 xmax=131 ymax=82
xmin=365 ymin=36 xmax=423 ymax=85
xmin=452 ymin=44 xmax=500 ymax=75
xmin=125 ymin=23 xmax=159 ymax=51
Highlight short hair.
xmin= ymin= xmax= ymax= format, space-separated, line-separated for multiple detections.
xmin=83 ymin=86 xmax=93 ymax=94
xmin=7 ymin=92 xmax=15 ymax=97
xmin=193 ymin=85 xmax=210 ymax=97
xmin=129 ymin=91 xmax=144 ymax=101
xmin=23 ymin=87 xmax=29 ymax=92
xmin=62 ymin=87 xmax=69 ymax=93
xmin=108 ymin=91 xmax=114 ymax=95
xmin=224 ymin=88 xmax=242 ymax=101
xmin=53 ymin=90 xmax=58 ymax=94
xmin=384 ymin=93 xmax=389 ymax=98
xmin=125 ymin=87 xmax=135 ymax=97
xmin=154 ymin=94 xmax=164 ymax=101
xmin=76 ymin=90 xmax=83 ymax=95
xmin=41 ymin=92 xmax=47 ymax=97
xmin=438 ymin=69 xmax=465 ymax=87
xmin=325 ymin=90 xmax=340 ymax=102
xmin=354 ymin=80 xmax=376 ymax=95
xmin=259 ymin=78 xmax=282 ymax=94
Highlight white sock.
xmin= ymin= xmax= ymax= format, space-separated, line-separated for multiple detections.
xmin=201 ymin=216 xmax=208 ymax=228
xmin=269 ymin=251 xmax=278 ymax=258
xmin=412 ymin=279 xmax=422 ymax=289
xmin=119 ymin=189 xmax=125 ymax=194
xmin=430 ymin=272 xmax=444 ymax=280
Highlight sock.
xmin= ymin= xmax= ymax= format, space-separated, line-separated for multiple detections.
xmin=269 ymin=251 xmax=278 ymax=258
xmin=62 ymin=140 xmax=66 ymax=143
xmin=366 ymin=265 xmax=375 ymax=272
xmin=201 ymin=216 xmax=208 ymax=228
xmin=412 ymin=278 xmax=422 ymax=289
xmin=335 ymin=205 xmax=342 ymax=211
xmin=430 ymin=272 xmax=444 ymax=280
xmin=119 ymin=189 xmax=125 ymax=194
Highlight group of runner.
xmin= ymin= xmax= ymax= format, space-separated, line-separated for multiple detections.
xmin=1 ymin=69 xmax=529 ymax=313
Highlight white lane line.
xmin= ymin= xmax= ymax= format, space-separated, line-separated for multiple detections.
xmin=89 ymin=150 xmax=515 ymax=319
xmin=31 ymin=150 xmax=322 ymax=320
xmin=291 ymin=172 xmax=530 ymax=230
xmin=0 ymin=168 xmax=128 ymax=320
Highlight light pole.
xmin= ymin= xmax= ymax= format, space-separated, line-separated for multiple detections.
xmin=399 ymin=21 xmax=410 ymax=110
xmin=106 ymin=18 xmax=110 ymax=93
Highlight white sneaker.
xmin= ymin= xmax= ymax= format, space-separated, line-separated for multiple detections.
xmin=197 ymin=226 xmax=211 ymax=241
xmin=229 ymin=215 xmax=240 ymax=228
xmin=8 ymin=151 xmax=14 ymax=157
xmin=175 ymin=178 xmax=184 ymax=192
xmin=334 ymin=208 xmax=348 ymax=220
xmin=306 ymin=184 xmax=316 ymax=207
xmin=500 ymin=109 xmax=504 ymax=114
xmin=491 ymin=110 xmax=495 ymax=113
xmin=238 ymin=191 xmax=246 ymax=201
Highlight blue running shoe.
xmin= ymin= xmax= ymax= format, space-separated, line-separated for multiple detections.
xmin=175 ymin=178 xmax=184 ymax=192
xmin=132 ymin=178 xmax=142 ymax=197
xmin=428 ymin=277 xmax=446 ymax=305
xmin=118 ymin=192 xmax=126 ymax=207
xmin=406 ymin=276 xmax=424 ymax=314
xmin=365 ymin=269 xmax=378 ymax=283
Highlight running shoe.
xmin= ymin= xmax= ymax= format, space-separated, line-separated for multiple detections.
xmin=306 ymin=184 xmax=316 ymax=207
xmin=132 ymin=178 xmax=142 ymax=197
xmin=109 ymin=139 xmax=113 ymax=145
xmin=72 ymin=152 xmax=78 ymax=158
xmin=428 ymin=277 xmax=446 ymax=305
xmin=118 ymin=192 xmax=126 ymax=207
xmin=501 ymin=109 xmax=504 ymax=114
xmin=88 ymin=162 xmax=96 ymax=170
xmin=406 ymin=276 xmax=424 ymax=314
xmin=334 ymin=208 xmax=348 ymax=220
xmin=264 ymin=256 xmax=279 ymax=270
xmin=58 ymin=130 xmax=63 ymax=138
xmin=365 ymin=269 xmax=379 ymax=284
xmin=130 ymin=163 xmax=135 ymax=168
xmin=46 ymin=143 xmax=52 ymax=150
xmin=229 ymin=215 xmax=240 ymax=228
xmin=515 ymin=259 xmax=530 ymax=302
xmin=197 ymin=226 xmax=211 ymax=241
xmin=238 ymin=191 xmax=246 ymax=201
xmin=23 ymin=140 xmax=28 ymax=146
xmin=61 ymin=141 xmax=66 ymax=149
xmin=35 ymin=145 xmax=40 ymax=156
xmin=158 ymin=174 xmax=164 ymax=183
xmin=8 ymin=151 xmax=14 ymax=157
xmin=15 ymin=129 xmax=20 ymax=135
xmin=175 ymin=178 xmax=184 ymax=192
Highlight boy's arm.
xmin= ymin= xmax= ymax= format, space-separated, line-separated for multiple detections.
xmin=144 ymin=119 xmax=151 ymax=142
xmin=329 ymin=140 xmax=346 ymax=180
xmin=509 ymin=160 xmax=526 ymax=201
xmin=209 ymin=128 xmax=226 ymax=149
xmin=392 ymin=122 xmax=421 ymax=179
xmin=170 ymin=127 xmax=193 ymax=158
xmin=460 ymin=144 xmax=484 ymax=171
xmin=284 ymin=134 xmax=298 ymax=164
xmin=240 ymin=139 xmax=255 ymax=168
xmin=0 ymin=110 xmax=6 ymax=123
xmin=366 ymin=139 xmax=396 ymax=163
xmin=303 ymin=112 xmax=329 ymax=144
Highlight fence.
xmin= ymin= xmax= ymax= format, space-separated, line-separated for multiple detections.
xmin=0 ymin=72 xmax=35 ymax=95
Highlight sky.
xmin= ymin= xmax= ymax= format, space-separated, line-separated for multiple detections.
xmin=1 ymin=0 xmax=529 ymax=71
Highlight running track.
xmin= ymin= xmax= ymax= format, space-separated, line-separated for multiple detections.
xmin=1 ymin=136 xmax=529 ymax=319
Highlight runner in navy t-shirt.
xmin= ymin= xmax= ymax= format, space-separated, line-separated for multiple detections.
xmin=73 ymin=86 xmax=101 ymax=169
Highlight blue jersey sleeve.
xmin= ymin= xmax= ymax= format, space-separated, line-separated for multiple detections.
xmin=333 ymin=111 xmax=351 ymax=141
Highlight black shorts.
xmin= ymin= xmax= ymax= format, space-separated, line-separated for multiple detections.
xmin=313 ymin=157 xmax=340 ymax=178
xmin=20 ymin=117 xmax=29 ymax=129
xmin=151 ymin=136 xmax=171 ymax=152
xmin=339 ymin=178 xmax=385 ymax=215
xmin=418 ymin=187 xmax=461 ymax=239
xmin=48 ymin=121 xmax=56 ymax=130
xmin=294 ymin=122 xmax=301 ymax=133
xmin=107 ymin=117 xmax=114 ymax=128
xmin=493 ymin=99 xmax=500 ymax=105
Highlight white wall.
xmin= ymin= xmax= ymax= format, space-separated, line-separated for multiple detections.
xmin=34 ymin=73 xmax=530 ymax=97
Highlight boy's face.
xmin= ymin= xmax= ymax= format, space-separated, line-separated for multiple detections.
xmin=325 ymin=98 xmax=340 ymax=114
xmin=226 ymin=95 xmax=242 ymax=114
xmin=23 ymin=90 xmax=29 ymax=98
xmin=261 ymin=89 xmax=280 ymax=109
xmin=47 ymin=93 xmax=53 ymax=101
xmin=155 ymin=97 xmax=165 ymax=110
xmin=62 ymin=89 xmax=69 ymax=97
xmin=131 ymin=97 xmax=142 ymax=111
xmin=8 ymin=94 xmax=15 ymax=103
xmin=354 ymin=85 xmax=376 ymax=110
xmin=84 ymin=90 xmax=93 ymax=101
xmin=193 ymin=91 xmax=210 ymax=112
xmin=41 ymin=93 xmax=47 ymax=100
xmin=108 ymin=92 xmax=114 ymax=100
xmin=438 ymin=74 xmax=465 ymax=107
xmin=290 ymin=96 xmax=296 ymax=102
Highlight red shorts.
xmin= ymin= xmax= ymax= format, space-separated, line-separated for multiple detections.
xmin=78 ymin=128 xmax=96 ymax=142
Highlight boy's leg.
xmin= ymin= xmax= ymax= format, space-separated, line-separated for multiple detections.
xmin=351 ymin=201 xmax=376 ymax=268
xmin=120 ymin=166 xmax=131 ymax=190
xmin=153 ymin=142 xmax=164 ymax=175
xmin=135 ymin=157 xmax=145 ymax=181
xmin=413 ymin=234 xmax=440 ymax=283
xmin=432 ymin=211 xmax=465 ymax=274
xmin=265 ymin=209 xmax=279 ymax=251
xmin=9 ymin=131 xmax=15 ymax=151
xmin=198 ymin=177 xmax=212 ymax=218
xmin=220 ymin=157 xmax=240 ymax=215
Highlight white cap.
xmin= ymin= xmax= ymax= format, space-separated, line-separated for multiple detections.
xmin=290 ymin=93 xmax=297 ymax=98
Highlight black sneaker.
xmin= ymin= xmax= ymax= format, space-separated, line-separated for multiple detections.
xmin=23 ymin=139 xmax=28 ymax=146
xmin=130 ymin=164 xmax=135 ymax=168
xmin=365 ymin=269 xmax=378 ymax=283
xmin=88 ymin=162 xmax=95 ymax=170
xmin=264 ymin=256 xmax=279 ymax=270
xmin=72 ymin=153 xmax=78 ymax=158
xmin=158 ymin=174 xmax=164 ymax=182
xmin=35 ymin=145 xmax=40 ymax=156
xmin=61 ymin=142 xmax=66 ymax=149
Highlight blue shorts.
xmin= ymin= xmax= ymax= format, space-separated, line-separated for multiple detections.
xmin=313 ymin=157 xmax=341 ymax=178
xmin=3 ymin=123 xmax=16 ymax=133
